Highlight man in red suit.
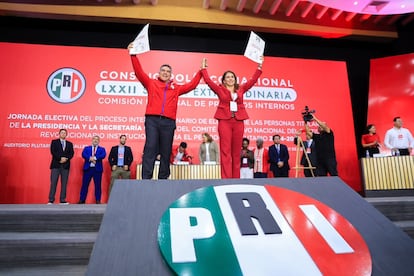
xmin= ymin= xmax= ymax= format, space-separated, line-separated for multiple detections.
xmin=129 ymin=44 xmax=202 ymax=180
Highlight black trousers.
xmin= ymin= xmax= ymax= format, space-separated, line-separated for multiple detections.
xmin=316 ymin=158 xmax=338 ymax=176
xmin=254 ymin=172 xmax=268 ymax=178
xmin=142 ymin=115 xmax=176 ymax=179
xmin=398 ymin=148 xmax=410 ymax=156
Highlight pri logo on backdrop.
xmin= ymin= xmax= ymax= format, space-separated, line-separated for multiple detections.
xmin=158 ymin=185 xmax=372 ymax=276
xmin=46 ymin=68 xmax=86 ymax=103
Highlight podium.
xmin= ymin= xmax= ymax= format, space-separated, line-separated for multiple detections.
xmin=136 ymin=164 xmax=221 ymax=180
xmin=361 ymin=155 xmax=414 ymax=196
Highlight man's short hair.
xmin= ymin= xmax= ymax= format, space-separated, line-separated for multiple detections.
xmin=160 ymin=64 xmax=172 ymax=71
xmin=272 ymin=134 xmax=281 ymax=140
xmin=180 ymin=142 xmax=187 ymax=148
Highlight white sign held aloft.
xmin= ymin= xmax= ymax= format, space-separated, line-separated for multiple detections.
xmin=244 ymin=31 xmax=265 ymax=64
xmin=129 ymin=24 xmax=150 ymax=55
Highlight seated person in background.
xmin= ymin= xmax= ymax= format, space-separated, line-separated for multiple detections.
xmin=170 ymin=142 xmax=192 ymax=164
xmin=199 ymin=132 xmax=220 ymax=164
xmin=155 ymin=154 xmax=161 ymax=165
xmin=361 ymin=124 xmax=381 ymax=157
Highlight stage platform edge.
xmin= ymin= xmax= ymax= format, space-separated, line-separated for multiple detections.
xmin=87 ymin=177 xmax=414 ymax=276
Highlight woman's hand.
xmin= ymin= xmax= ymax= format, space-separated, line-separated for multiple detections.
xmin=201 ymin=58 xmax=208 ymax=69
xmin=258 ymin=56 xmax=264 ymax=70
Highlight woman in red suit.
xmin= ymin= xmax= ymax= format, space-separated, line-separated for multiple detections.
xmin=201 ymin=57 xmax=263 ymax=178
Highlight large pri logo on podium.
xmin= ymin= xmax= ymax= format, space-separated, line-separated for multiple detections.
xmin=46 ymin=68 xmax=86 ymax=103
xmin=158 ymin=185 xmax=372 ymax=276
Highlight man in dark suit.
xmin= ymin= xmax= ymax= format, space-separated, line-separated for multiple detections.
xmin=294 ymin=132 xmax=317 ymax=177
xmin=108 ymin=135 xmax=134 ymax=194
xmin=48 ymin=128 xmax=74 ymax=204
xmin=78 ymin=136 xmax=106 ymax=204
xmin=269 ymin=134 xmax=290 ymax=177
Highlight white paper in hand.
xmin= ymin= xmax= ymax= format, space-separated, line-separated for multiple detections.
xmin=244 ymin=31 xmax=265 ymax=64
xmin=129 ymin=24 xmax=150 ymax=55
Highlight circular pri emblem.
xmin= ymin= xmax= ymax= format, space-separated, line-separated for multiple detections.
xmin=158 ymin=185 xmax=372 ymax=276
xmin=46 ymin=67 xmax=86 ymax=103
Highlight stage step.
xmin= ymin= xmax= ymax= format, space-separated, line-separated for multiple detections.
xmin=366 ymin=196 xmax=414 ymax=238
xmin=0 ymin=197 xmax=413 ymax=275
xmin=0 ymin=204 xmax=105 ymax=275
xmin=0 ymin=204 xmax=105 ymax=232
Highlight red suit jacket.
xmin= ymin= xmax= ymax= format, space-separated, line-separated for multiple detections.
xmin=201 ymin=68 xmax=262 ymax=121
xmin=131 ymin=55 xmax=202 ymax=120
xmin=170 ymin=145 xmax=192 ymax=164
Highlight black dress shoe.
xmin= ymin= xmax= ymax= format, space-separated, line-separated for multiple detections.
xmin=96 ymin=200 xmax=101 ymax=204
xmin=78 ymin=200 xmax=85 ymax=204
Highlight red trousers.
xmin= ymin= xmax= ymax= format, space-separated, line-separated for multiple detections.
xmin=218 ymin=118 xmax=244 ymax=178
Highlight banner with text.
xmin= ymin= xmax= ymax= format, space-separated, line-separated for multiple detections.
xmin=0 ymin=42 xmax=359 ymax=203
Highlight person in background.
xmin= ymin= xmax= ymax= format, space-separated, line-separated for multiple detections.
xmin=253 ymin=137 xmax=269 ymax=178
xmin=199 ymin=132 xmax=219 ymax=164
xmin=201 ymin=56 xmax=263 ymax=178
xmin=128 ymin=43 xmax=202 ymax=179
xmin=240 ymin=138 xmax=254 ymax=178
xmin=269 ymin=134 xmax=290 ymax=177
xmin=78 ymin=136 xmax=107 ymax=204
xmin=294 ymin=130 xmax=317 ymax=177
xmin=170 ymin=142 xmax=192 ymax=164
xmin=108 ymin=135 xmax=134 ymax=195
xmin=361 ymin=124 xmax=381 ymax=157
xmin=48 ymin=129 xmax=74 ymax=205
xmin=305 ymin=115 xmax=338 ymax=176
xmin=384 ymin=117 xmax=414 ymax=156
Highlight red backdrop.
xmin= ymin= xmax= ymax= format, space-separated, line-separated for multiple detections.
xmin=368 ymin=53 xmax=414 ymax=153
xmin=0 ymin=42 xmax=360 ymax=203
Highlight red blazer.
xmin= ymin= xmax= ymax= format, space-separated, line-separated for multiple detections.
xmin=170 ymin=145 xmax=192 ymax=164
xmin=201 ymin=68 xmax=262 ymax=121
xmin=131 ymin=55 xmax=202 ymax=120
xmin=253 ymin=147 xmax=269 ymax=173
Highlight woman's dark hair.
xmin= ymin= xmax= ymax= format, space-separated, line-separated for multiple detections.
xmin=365 ymin=124 xmax=374 ymax=134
